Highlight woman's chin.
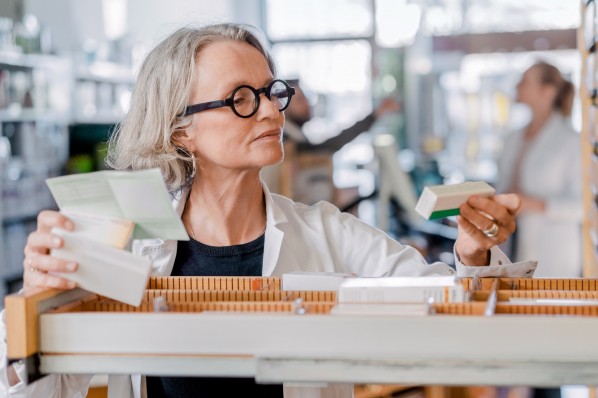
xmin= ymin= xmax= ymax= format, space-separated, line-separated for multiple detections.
xmin=261 ymin=147 xmax=284 ymax=167
xmin=263 ymin=155 xmax=284 ymax=167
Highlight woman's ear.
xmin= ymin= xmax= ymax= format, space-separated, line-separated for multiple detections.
xmin=172 ymin=129 xmax=194 ymax=152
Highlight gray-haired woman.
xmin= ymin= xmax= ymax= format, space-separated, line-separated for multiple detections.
xmin=6 ymin=23 xmax=534 ymax=398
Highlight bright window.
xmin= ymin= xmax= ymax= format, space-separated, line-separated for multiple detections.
xmin=271 ymin=40 xmax=372 ymax=143
xmin=266 ymin=0 xmax=373 ymax=40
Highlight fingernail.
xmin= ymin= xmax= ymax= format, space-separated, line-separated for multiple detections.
xmin=67 ymin=281 xmax=77 ymax=289
xmin=52 ymin=237 xmax=62 ymax=246
xmin=66 ymin=262 xmax=77 ymax=272
xmin=65 ymin=220 xmax=75 ymax=230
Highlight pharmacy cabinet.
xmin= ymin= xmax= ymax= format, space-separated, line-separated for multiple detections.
xmin=0 ymin=51 xmax=72 ymax=300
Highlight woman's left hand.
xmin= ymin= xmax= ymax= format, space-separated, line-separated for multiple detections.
xmin=455 ymin=193 xmax=521 ymax=266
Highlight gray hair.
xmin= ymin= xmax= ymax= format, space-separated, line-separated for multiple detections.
xmin=105 ymin=23 xmax=276 ymax=192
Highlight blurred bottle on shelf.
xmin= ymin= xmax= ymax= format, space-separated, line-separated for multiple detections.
xmin=0 ymin=17 xmax=14 ymax=52
xmin=13 ymin=14 xmax=41 ymax=54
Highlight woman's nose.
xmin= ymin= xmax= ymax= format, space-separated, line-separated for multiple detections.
xmin=256 ymin=93 xmax=280 ymax=119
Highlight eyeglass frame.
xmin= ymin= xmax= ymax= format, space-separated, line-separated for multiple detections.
xmin=183 ymin=79 xmax=296 ymax=118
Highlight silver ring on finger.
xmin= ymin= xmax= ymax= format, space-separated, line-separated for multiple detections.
xmin=482 ymin=222 xmax=499 ymax=238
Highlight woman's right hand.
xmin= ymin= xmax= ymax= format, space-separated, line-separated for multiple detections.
xmin=23 ymin=210 xmax=78 ymax=290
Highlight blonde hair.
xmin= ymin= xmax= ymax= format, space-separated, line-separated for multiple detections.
xmin=532 ymin=61 xmax=574 ymax=117
xmin=106 ymin=23 xmax=276 ymax=192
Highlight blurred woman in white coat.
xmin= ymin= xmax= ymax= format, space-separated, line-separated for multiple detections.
xmin=497 ymin=61 xmax=582 ymax=277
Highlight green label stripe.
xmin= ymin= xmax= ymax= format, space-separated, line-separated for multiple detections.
xmin=429 ymin=208 xmax=460 ymax=219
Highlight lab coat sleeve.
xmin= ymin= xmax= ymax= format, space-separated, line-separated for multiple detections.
xmin=323 ymin=206 xmax=454 ymax=277
xmin=455 ymin=246 xmax=537 ymax=277
xmin=321 ymin=202 xmax=536 ymax=278
xmin=0 ymin=310 xmax=93 ymax=397
xmin=544 ymin=136 xmax=583 ymax=223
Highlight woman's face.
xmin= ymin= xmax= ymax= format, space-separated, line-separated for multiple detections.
xmin=182 ymin=41 xmax=285 ymax=175
xmin=516 ymin=67 xmax=555 ymax=109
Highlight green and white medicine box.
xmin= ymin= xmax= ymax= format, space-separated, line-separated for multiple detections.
xmin=415 ymin=181 xmax=495 ymax=220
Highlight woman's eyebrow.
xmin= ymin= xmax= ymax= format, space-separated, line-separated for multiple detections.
xmin=262 ymin=77 xmax=274 ymax=86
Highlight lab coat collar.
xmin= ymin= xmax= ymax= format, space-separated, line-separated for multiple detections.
xmin=262 ymin=181 xmax=286 ymax=276
xmin=262 ymin=180 xmax=289 ymax=226
xmin=170 ymin=181 xmax=288 ymax=277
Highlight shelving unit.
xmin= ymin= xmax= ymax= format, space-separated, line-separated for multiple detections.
xmin=0 ymin=49 xmax=135 ymax=303
xmin=69 ymin=60 xmax=135 ymax=176
xmin=72 ymin=61 xmax=135 ymax=125
xmin=580 ymin=0 xmax=598 ymax=277
xmin=0 ymin=50 xmax=72 ymax=302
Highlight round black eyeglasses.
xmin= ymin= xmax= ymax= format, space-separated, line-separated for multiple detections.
xmin=183 ymin=79 xmax=296 ymax=118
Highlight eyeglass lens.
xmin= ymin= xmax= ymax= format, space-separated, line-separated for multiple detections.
xmin=232 ymin=87 xmax=257 ymax=117
xmin=269 ymin=80 xmax=292 ymax=109
xmin=232 ymin=81 xmax=292 ymax=117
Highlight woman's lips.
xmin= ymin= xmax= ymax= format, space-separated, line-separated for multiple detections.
xmin=255 ymin=129 xmax=281 ymax=141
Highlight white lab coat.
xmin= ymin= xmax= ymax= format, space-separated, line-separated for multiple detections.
xmin=2 ymin=183 xmax=537 ymax=398
xmin=496 ymin=113 xmax=582 ymax=277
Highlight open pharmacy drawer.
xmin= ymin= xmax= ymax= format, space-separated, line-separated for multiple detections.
xmin=6 ymin=276 xmax=598 ymax=387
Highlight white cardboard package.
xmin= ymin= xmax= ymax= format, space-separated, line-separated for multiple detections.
xmin=50 ymin=228 xmax=152 ymax=306
xmin=282 ymin=271 xmax=355 ymax=291
xmin=338 ymin=276 xmax=465 ymax=304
